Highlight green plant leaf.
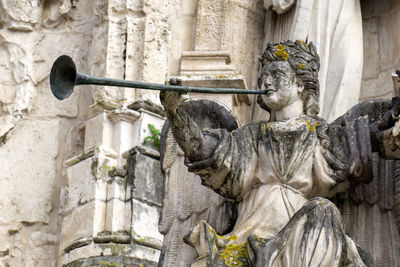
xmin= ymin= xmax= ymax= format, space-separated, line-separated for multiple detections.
xmin=144 ymin=124 xmax=161 ymax=150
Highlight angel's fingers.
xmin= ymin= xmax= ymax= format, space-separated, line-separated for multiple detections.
xmin=346 ymin=120 xmax=362 ymax=178
xmin=355 ymin=116 xmax=371 ymax=168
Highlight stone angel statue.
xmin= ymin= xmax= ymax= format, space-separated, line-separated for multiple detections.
xmin=158 ymin=40 xmax=400 ymax=266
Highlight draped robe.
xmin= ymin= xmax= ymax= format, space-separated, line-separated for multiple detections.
xmin=184 ymin=116 xmax=369 ymax=266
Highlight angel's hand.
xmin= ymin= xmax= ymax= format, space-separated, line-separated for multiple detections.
xmin=378 ymin=70 xmax=400 ymax=130
xmin=160 ymin=78 xmax=188 ymax=113
xmin=378 ymin=96 xmax=400 ymax=130
xmin=345 ymin=116 xmax=372 ymax=181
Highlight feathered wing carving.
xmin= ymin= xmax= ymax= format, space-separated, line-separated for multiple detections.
xmin=329 ymin=99 xmax=400 ymax=266
xmin=158 ymin=99 xmax=238 ymax=267
xmin=335 ymin=154 xmax=400 ymax=266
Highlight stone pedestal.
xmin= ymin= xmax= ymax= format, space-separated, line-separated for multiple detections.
xmin=58 ymin=102 xmax=165 ymax=266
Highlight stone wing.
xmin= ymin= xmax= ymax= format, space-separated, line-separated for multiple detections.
xmin=158 ymin=99 xmax=239 ymax=266
xmin=334 ymin=154 xmax=400 ymax=266
xmin=328 ymin=99 xmax=400 ymax=266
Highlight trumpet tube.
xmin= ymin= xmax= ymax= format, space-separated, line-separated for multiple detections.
xmin=50 ymin=55 xmax=267 ymax=100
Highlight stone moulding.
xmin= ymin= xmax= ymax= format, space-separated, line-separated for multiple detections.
xmin=64 ymin=237 xmax=93 ymax=253
xmin=93 ymin=230 xmax=131 ymax=244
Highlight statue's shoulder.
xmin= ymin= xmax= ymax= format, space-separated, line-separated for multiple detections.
xmin=236 ymin=121 xmax=267 ymax=134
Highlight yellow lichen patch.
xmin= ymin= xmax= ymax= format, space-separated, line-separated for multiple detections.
xmin=299 ymin=40 xmax=308 ymax=47
xmin=305 ymin=120 xmax=320 ymax=133
xmin=229 ymin=235 xmax=238 ymax=241
xmin=298 ymin=63 xmax=306 ymax=69
xmin=274 ymin=45 xmax=289 ymax=60
xmin=263 ymin=123 xmax=272 ymax=134
xmin=207 ymin=225 xmax=226 ymax=241
xmin=275 ymin=44 xmax=286 ymax=50
xmin=96 ymin=261 xmax=119 ymax=267
xmin=252 ymin=235 xmax=267 ymax=246
xmin=220 ymin=242 xmax=249 ymax=267
xmin=204 ymin=224 xmax=228 ymax=255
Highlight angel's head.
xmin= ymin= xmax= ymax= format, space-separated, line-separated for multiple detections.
xmin=257 ymin=40 xmax=320 ymax=118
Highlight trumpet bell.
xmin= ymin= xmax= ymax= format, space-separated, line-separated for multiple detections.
xmin=50 ymin=55 xmax=77 ymax=100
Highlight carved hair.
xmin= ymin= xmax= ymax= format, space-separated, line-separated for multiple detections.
xmin=258 ymin=40 xmax=331 ymax=149
xmin=258 ymin=40 xmax=320 ymax=117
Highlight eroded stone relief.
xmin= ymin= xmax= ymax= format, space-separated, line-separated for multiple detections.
xmin=1 ymin=0 xmax=400 ymax=266
xmin=159 ymin=40 xmax=400 ymax=266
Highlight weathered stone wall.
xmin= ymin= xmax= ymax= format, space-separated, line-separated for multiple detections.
xmin=0 ymin=1 xmax=105 ymax=266
xmin=360 ymin=0 xmax=400 ymax=101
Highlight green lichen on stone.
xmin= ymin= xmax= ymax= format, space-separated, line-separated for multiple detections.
xmin=94 ymin=261 xmax=119 ymax=267
xmin=91 ymin=158 xmax=99 ymax=180
xmin=109 ymin=243 xmax=126 ymax=256
xmin=64 ymin=256 xmax=157 ymax=267
xmin=108 ymin=166 xmax=127 ymax=178
xmin=91 ymin=157 xmax=114 ymax=181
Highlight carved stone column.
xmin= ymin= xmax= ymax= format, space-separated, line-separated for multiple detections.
xmin=92 ymin=0 xmax=171 ymax=106
xmin=58 ymin=101 xmax=165 ymax=266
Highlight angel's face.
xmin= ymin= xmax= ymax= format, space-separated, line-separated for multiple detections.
xmin=258 ymin=61 xmax=302 ymax=111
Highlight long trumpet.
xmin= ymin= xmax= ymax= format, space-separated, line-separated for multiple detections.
xmin=50 ymin=55 xmax=267 ymax=100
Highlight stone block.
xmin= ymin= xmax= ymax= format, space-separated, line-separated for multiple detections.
xmin=0 ymin=0 xmax=42 ymax=31
xmin=105 ymin=177 xmax=130 ymax=233
xmin=378 ymin=13 xmax=399 ymax=72
xmin=126 ymin=0 xmax=144 ymax=12
xmin=59 ymin=243 xmax=103 ymax=267
xmin=125 ymin=16 xmax=146 ymax=102
xmin=107 ymin=176 xmax=128 ymax=201
xmin=194 ymin=0 xmax=225 ymax=50
xmin=109 ymin=0 xmax=126 ymax=13
xmin=65 ymin=157 xmax=98 ymax=212
xmin=180 ymin=51 xmax=235 ymax=76
xmin=84 ymin=112 xmax=114 ymax=151
xmin=122 ymin=243 xmax=160 ymax=263
xmin=60 ymin=202 xmax=95 ymax=253
xmin=93 ymin=180 xmax=108 ymax=236
xmin=140 ymin=4 xmax=169 ymax=91
xmin=128 ymin=149 xmax=163 ymax=206
xmin=360 ymin=68 xmax=395 ymax=101
xmin=112 ymin=120 xmax=134 ymax=157
xmin=107 ymin=108 xmax=141 ymax=156
xmin=0 ymin=119 xmax=59 ymax=225
xmin=361 ymin=0 xmax=392 ymax=19
xmin=131 ymin=199 xmax=163 ymax=242
xmin=362 ymin=20 xmax=380 ymax=80
xmin=32 ymin=32 xmax=95 ymax=118
xmin=105 ymin=198 xmax=129 ymax=232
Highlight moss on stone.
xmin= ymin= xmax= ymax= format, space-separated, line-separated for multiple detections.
xmin=90 ymin=158 xmax=99 ymax=180
xmin=64 ymin=256 xmax=157 ymax=267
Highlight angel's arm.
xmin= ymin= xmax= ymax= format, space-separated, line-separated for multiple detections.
xmin=328 ymin=98 xmax=397 ymax=184
xmin=160 ymin=87 xmax=258 ymax=201
xmin=160 ymin=89 xmax=218 ymax=162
